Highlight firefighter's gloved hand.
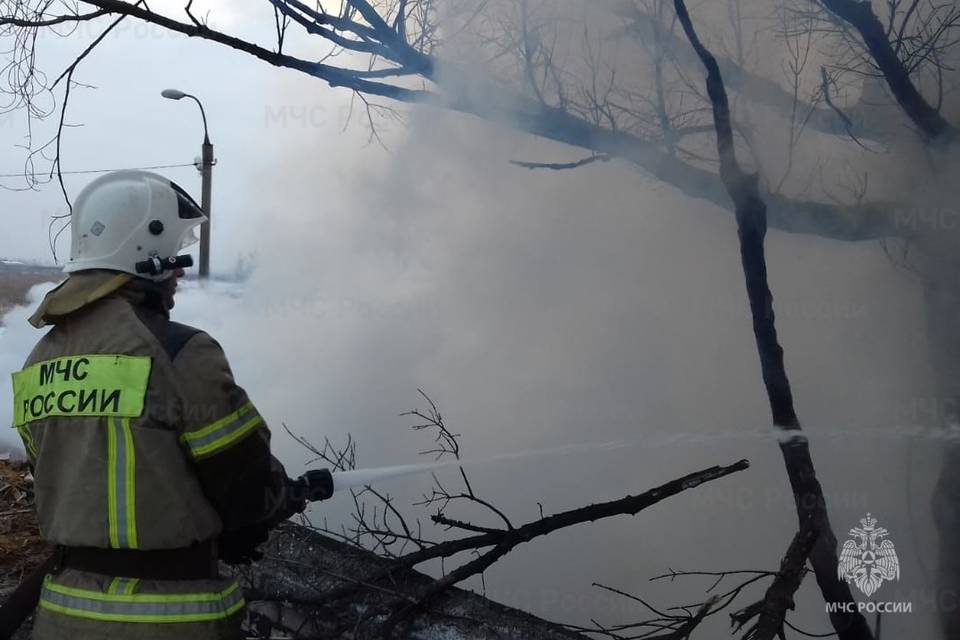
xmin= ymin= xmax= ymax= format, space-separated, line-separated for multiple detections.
xmin=292 ymin=469 xmax=335 ymax=503
xmin=271 ymin=470 xmax=334 ymax=523
xmin=218 ymin=524 xmax=269 ymax=565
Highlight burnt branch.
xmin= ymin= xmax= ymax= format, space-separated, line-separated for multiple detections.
xmin=733 ymin=515 xmax=819 ymax=640
xmin=568 ymin=547 xmax=823 ymax=640
xmin=378 ymin=460 xmax=751 ymax=639
xmin=394 ymin=458 xmax=748 ymax=572
xmin=278 ymin=454 xmax=751 ymax=638
xmin=587 ymin=583 xmax=718 ymax=639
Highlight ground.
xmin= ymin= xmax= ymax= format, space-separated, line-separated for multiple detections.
xmin=0 ymin=458 xmax=47 ymax=639
xmin=0 ymin=267 xmax=57 ymax=577
xmin=0 ymin=460 xmax=46 ymax=583
xmin=0 ymin=266 xmax=58 ymax=638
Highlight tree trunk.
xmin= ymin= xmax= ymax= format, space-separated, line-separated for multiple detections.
xmin=923 ymin=246 xmax=960 ymax=638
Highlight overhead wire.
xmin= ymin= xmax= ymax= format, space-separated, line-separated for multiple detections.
xmin=0 ymin=162 xmax=197 ymax=179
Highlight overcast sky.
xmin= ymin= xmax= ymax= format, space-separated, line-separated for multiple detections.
xmin=0 ymin=1 xmax=289 ymax=263
xmin=0 ymin=3 xmax=950 ymax=636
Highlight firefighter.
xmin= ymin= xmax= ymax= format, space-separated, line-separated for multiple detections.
xmin=10 ymin=170 xmax=324 ymax=639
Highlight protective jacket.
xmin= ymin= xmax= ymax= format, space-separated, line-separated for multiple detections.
xmin=13 ymin=271 xmax=292 ymax=639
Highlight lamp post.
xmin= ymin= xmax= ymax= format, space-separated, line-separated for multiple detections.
xmin=161 ymin=88 xmax=214 ymax=279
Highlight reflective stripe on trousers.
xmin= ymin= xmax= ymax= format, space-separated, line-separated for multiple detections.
xmin=107 ymin=577 xmax=140 ymax=595
xmin=39 ymin=576 xmax=245 ymax=623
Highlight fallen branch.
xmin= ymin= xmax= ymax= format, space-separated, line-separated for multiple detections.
xmin=304 ymin=458 xmax=750 ymax=634
xmin=396 ymin=459 xmax=748 ymax=571
xmin=236 ymin=456 xmax=749 ymax=639
xmin=378 ymin=460 xmax=749 ymax=636
xmin=237 ymin=524 xmax=592 ymax=639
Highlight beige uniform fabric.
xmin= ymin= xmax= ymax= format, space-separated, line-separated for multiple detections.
xmin=21 ymin=294 xmax=227 ymax=547
xmin=14 ymin=273 xmax=287 ymax=640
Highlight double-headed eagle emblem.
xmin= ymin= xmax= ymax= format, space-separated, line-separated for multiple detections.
xmin=837 ymin=513 xmax=900 ymax=597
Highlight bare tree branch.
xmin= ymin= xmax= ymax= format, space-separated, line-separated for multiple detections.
xmin=510 ymin=154 xmax=612 ymax=170
xmin=1 ymin=0 xmax=918 ymax=242
xmin=815 ymin=0 xmax=958 ymax=142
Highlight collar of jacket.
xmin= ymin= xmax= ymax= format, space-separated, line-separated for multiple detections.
xmin=113 ymin=276 xmax=172 ymax=320
xmin=28 ymin=270 xmax=169 ymax=328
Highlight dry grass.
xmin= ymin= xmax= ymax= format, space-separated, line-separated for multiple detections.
xmin=0 ymin=459 xmax=47 ymax=582
xmin=0 ymin=459 xmax=48 ymax=640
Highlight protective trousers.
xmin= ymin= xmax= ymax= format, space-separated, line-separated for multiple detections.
xmin=32 ymin=568 xmax=243 ymax=640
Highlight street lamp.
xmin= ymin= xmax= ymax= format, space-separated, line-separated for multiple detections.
xmin=162 ymin=88 xmax=214 ymax=279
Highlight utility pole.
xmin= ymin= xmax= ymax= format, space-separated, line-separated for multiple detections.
xmin=199 ymin=133 xmax=214 ymax=279
xmin=162 ymin=88 xmax=214 ymax=279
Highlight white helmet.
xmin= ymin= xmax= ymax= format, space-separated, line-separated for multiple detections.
xmin=66 ymin=170 xmax=206 ymax=280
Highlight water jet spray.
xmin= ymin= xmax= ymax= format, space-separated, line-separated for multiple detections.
xmin=301 ymin=423 xmax=960 ymax=496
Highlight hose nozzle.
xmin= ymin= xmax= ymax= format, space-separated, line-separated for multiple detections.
xmin=292 ymin=469 xmax=334 ymax=502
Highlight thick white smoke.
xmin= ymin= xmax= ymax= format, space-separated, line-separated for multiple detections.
xmin=0 ymin=96 xmax=945 ymax=632
xmin=0 ymin=283 xmax=55 ymax=456
xmin=166 ymin=99 xmax=943 ymax=633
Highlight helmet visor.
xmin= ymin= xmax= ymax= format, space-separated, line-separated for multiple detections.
xmin=169 ymin=180 xmax=205 ymax=253
xmin=170 ymin=181 xmax=205 ymax=219
xmin=178 ymin=223 xmax=202 ymax=251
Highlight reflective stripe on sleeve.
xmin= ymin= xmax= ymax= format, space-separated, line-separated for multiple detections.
xmin=107 ymin=417 xmax=138 ymax=549
xmin=180 ymin=402 xmax=263 ymax=459
xmin=40 ymin=577 xmax=244 ymax=623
